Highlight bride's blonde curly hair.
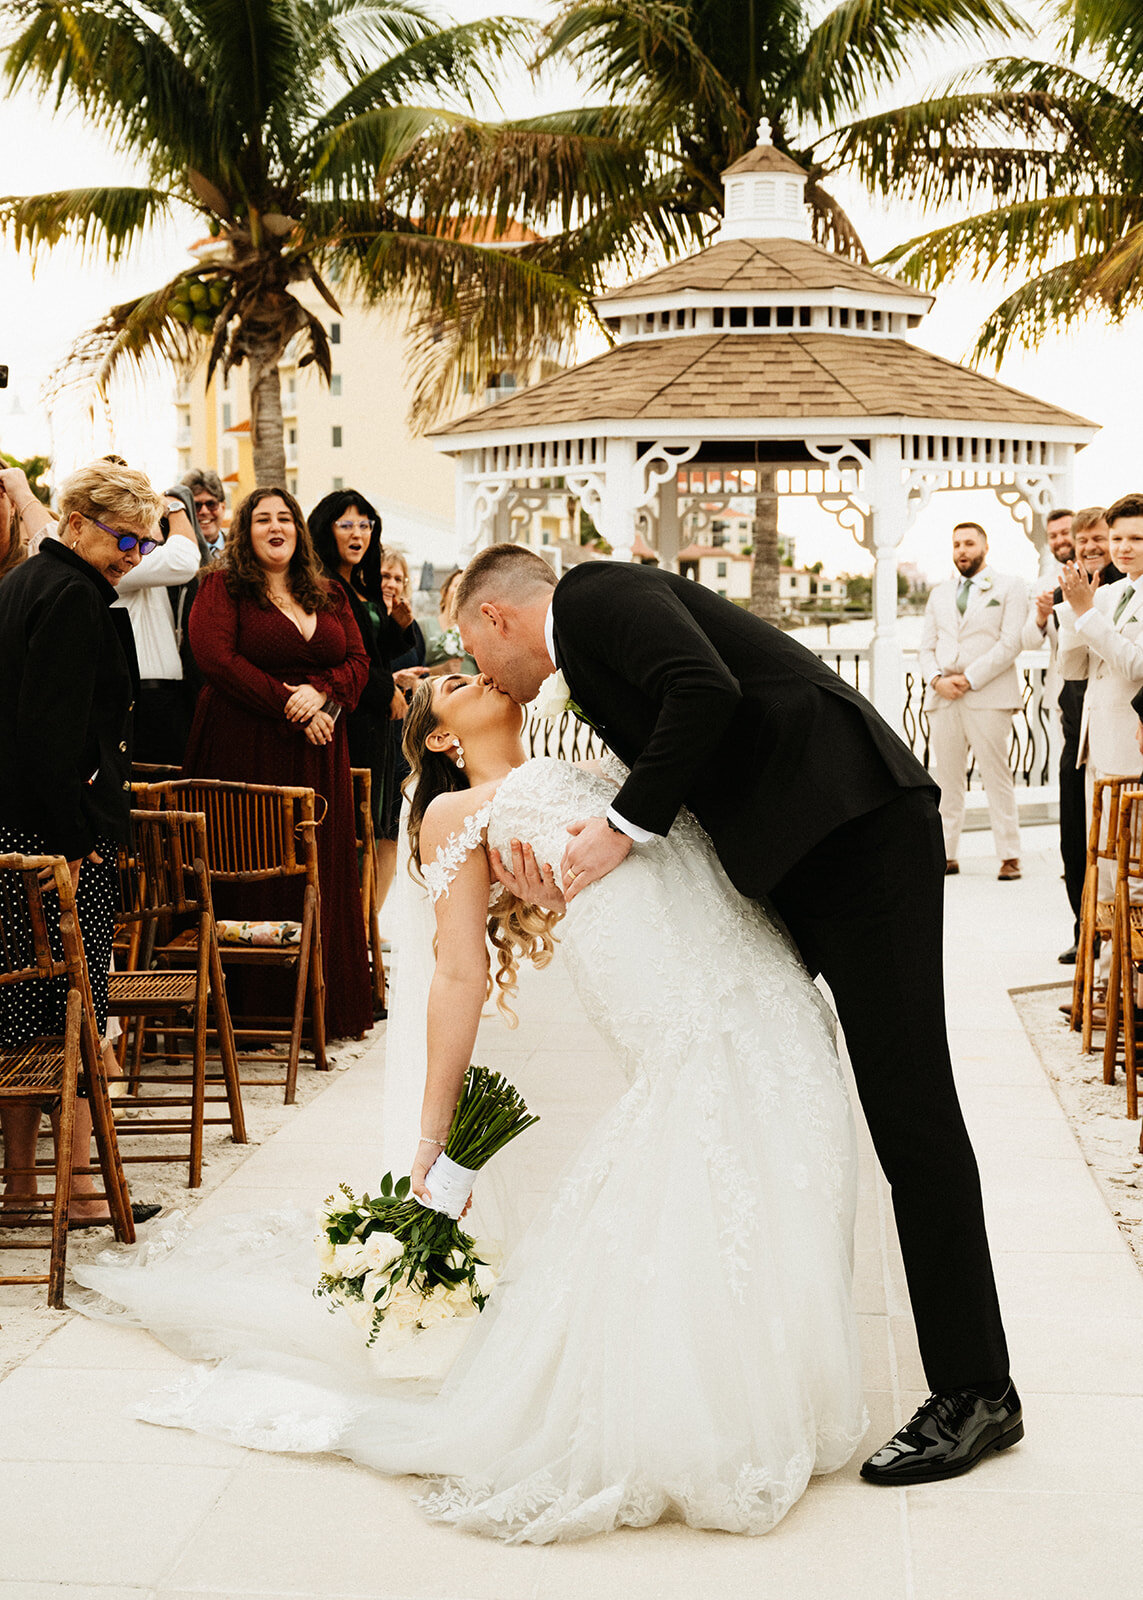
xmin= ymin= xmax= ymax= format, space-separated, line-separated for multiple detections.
xmin=402 ymin=680 xmax=559 ymax=1024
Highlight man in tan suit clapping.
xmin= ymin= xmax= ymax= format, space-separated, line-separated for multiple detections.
xmin=920 ymin=523 xmax=1027 ymax=880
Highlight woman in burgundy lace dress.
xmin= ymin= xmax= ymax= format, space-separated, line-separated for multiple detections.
xmin=184 ymin=487 xmax=372 ymax=1039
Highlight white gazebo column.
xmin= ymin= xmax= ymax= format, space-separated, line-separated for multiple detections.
xmin=865 ymin=436 xmax=908 ymax=728
xmin=594 ymin=436 xmax=638 ymax=562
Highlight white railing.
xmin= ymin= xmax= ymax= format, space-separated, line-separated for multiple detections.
xmin=525 ymin=648 xmax=1059 ymax=795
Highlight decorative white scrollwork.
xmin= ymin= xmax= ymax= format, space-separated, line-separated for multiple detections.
xmin=816 ymin=491 xmax=873 ymax=553
xmin=634 ymin=440 xmax=702 ymax=509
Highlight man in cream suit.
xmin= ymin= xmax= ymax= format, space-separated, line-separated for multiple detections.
xmin=920 ymin=523 xmax=1027 ymax=879
xmin=1059 ymin=493 xmax=1143 ymax=788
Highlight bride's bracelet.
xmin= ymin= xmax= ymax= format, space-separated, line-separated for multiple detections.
xmin=418 ymin=1135 xmax=447 ymax=1147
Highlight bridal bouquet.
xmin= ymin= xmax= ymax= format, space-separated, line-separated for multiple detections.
xmin=314 ymin=1065 xmax=538 ymax=1344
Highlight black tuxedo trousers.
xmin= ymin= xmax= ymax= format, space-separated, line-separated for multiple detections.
xmin=771 ymin=789 xmax=1009 ymax=1393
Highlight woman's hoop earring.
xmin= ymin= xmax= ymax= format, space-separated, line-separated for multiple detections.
xmin=454 ymin=740 xmax=466 ymax=770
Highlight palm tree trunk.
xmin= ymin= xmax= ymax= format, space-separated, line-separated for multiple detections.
xmin=748 ymin=467 xmax=780 ymax=625
xmin=247 ymin=341 xmax=287 ymax=485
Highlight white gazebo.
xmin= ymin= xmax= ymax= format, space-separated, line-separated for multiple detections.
xmin=431 ymin=127 xmax=1098 ymax=722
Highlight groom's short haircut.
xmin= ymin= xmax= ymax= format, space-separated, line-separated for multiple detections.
xmin=455 ymin=543 xmax=558 ymax=615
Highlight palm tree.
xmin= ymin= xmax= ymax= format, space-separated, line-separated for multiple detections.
xmin=415 ymin=0 xmax=1026 ymax=620
xmin=0 ymin=0 xmax=588 ymax=481
xmin=842 ymin=1 xmax=1143 ymax=363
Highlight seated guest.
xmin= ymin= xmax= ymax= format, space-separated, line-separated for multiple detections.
xmin=113 ymin=490 xmax=201 ymax=765
xmin=184 ymin=486 xmax=372 ymax=1040
xmin=0 ymin=460 xmax=166 ymax=1224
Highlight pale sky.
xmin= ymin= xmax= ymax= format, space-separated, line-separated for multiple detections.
xmin=1 ymin=0 xmax=1136 ymax=584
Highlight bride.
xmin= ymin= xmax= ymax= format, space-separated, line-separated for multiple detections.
xmin=73 ymin=672 xmax=865 ymax=1544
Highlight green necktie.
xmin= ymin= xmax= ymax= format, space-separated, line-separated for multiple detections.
xmin=1114 ymin=584 xmax=1135 ymax=623
xmin=955 ymin=576 xmax=972 ymax=615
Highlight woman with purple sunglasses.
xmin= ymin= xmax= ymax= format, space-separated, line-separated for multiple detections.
xmin=0 ymin=459 xmax=167 ymax=1229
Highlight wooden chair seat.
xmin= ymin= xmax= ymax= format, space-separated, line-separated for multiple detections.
xmin=108 ymin=970 xmax=198 ymax=1008
xmin=158 ymin=928 xmax=301 ymax=966
xmin=1101 ymin=787 xmax=1143 ymax=1146
xmin=1072 ymin=778 xmax=1133 ymax=1048
xmin=0 ymin=1041 xmax=71 ymax=1094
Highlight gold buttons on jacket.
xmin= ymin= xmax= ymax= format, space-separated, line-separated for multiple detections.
xmin=118 ymin=741 xmax=127 ymax=753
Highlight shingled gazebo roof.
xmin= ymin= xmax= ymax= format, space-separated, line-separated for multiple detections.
xmin=434 ymin=332 xmax=1094 ymax=437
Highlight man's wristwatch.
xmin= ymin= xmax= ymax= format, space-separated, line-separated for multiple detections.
xmin=606 ymin=817 xmax=625 ymax=835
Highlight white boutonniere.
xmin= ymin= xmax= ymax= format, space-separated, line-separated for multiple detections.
xmin=534 ymin=669 xmax=572 ymax=722
xmin=978 ymin=574 xmax=993 ymax=593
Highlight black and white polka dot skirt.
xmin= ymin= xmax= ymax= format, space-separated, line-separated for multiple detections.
xmin=0 ymin=826 xmax=115 ymax=1045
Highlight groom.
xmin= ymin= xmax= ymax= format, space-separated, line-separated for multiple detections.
xmin=455 ymin=544 xmax=1022 ymax=1485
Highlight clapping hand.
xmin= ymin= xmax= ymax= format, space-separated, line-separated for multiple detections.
xmin=489 ymin=838 xmax=566 ymax=914
xmin=390 ymin=595 xmax=414 ymax=629
xmin=1060 ymin=560 xmax=1098 ymax=616
xmin=1034 ymin=589 xmax=1055 ymax=628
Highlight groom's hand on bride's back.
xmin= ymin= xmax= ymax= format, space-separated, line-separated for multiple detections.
xmin=489 ymin=839 xmax=566 ymax=915
xmin=561 ymin=818 xmax=632 ymax=903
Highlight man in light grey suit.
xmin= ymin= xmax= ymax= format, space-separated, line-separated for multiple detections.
xmin=920 ymin=523 xmax=1027 ymax=879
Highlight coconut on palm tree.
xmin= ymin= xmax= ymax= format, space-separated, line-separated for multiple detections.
xmin=0 ymin=0 xmax=588 ymax=480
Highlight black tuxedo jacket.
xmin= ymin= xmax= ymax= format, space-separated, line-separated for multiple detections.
xmin=0 ymin=539 xmax=139 ymax=859
xmin=551 ymin=562 xmax=934 ymax=896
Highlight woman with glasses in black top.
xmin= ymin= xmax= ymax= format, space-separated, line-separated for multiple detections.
xmin=0 ymin=459 xmax=170 ymax=1226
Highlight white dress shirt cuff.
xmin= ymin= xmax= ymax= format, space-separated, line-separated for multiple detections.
xmin=1076 ymin=609 xmax=1103 ymax=637
xmin=605 ymin=805 xmax=656 ymax=844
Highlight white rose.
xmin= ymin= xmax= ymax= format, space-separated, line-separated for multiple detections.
xmin=414 ymin=1292 xmax=453 ymax=1327
xmin=362 ymin=1231 xmax=403 ymax=1272
xmin=332 ymin=1240 xmax=368 ymax=1279
xmin=314 ymin=1233 xmax=337 ymax=1271
xmin=384 ymin=1288 xmax=423 ymax=1331
xmin=473 ymin=1262 xmax=497 ymax=1298
xmin=533 ymin=669 xmax=571 ymax=722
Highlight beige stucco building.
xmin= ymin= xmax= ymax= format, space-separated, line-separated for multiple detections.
xmin=174 ymin=281 xmax=570 ymax=568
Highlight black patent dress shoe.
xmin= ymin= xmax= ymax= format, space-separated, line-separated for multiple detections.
xmin=860 ymin=1384 xmax=1023 ymax=1485
xmin=1058 ymin=944 xmax=1078 ymax=965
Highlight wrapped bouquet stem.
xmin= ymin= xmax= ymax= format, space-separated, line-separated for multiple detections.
xmin=315 ymin=1065 xmax=538 ymax=1343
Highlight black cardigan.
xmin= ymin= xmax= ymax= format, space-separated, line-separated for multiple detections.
xmin=0 ymin=540 xmax=139 ymax=859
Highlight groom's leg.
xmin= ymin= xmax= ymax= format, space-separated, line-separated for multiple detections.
xmin=773 ymin=788 xmax=1010 ymax=1395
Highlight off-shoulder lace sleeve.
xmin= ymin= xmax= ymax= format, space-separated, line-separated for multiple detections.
xmin=422 ymin=802 xmax=493 ymax=905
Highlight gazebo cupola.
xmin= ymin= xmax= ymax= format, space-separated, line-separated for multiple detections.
xmin=432 ymin=126 xmax=1098 ymax=722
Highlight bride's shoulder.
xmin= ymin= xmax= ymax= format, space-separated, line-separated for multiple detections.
xmin=421 ymin=783 xmax=498 ymax=851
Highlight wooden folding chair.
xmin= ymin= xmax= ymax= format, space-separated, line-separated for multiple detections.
xmin=1102 ymin=789 xmax=1143 ymax=1142
xmin=0 ymin=853 xmax=134 ymax=1306
xmin=108 ymin=810 xmax=247 ymax=1188
xmin=1071 ymin=777 xmax=1132 ymax=1051
xmin=138 ymin=780 xmax=326 ymax=1103
xmin=351 ymin=767 xmax=386 ymax=1015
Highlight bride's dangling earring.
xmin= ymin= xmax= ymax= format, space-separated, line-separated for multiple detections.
xmin=454 ymin=740 xmax=466 ymax=770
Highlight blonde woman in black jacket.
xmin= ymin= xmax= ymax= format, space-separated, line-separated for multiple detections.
xmin=0 ymin=460 xmax=167 ymax=1227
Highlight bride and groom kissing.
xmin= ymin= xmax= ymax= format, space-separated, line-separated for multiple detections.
xmin=442 ymin=543 xmax=1021 ymax=1488
xmin=77 ymin=540 xmax=1022 ymax=1544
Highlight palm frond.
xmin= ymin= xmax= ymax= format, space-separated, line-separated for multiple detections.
xmin=971 ymin=252 xmax=1111 ymax=362
xmin=1067 ymin=0 xmax=1143 ymax=90
xmin=541 ymin=3 xmax=749 ymax=141
xmin=0 ymin=185 xmax=175 ymax=265
xmin=879 ymin=193 xmax=1143 ymax=286
xmin=796 ymin=0 xmax=1028 ymax=121
xmin=805 ymin=181 xmax=869 ymax=260
xmin=315 ymin=15 xmax=530 ymax=127
xmin=308 ymin=104 xmax=453 ymax=197
xmin=53 ymin=274 xmax=204 ymax=401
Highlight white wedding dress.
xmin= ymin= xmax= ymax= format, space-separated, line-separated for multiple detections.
xmin=72 ymin=756 xmax=865 ymax=1543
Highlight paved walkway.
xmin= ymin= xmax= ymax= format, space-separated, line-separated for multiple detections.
xmin=2 ymin=824 xmax=1141 ymax=1599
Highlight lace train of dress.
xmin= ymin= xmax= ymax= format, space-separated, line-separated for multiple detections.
xmin=72 ymin=758 xmax=865 ymax=1543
